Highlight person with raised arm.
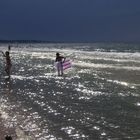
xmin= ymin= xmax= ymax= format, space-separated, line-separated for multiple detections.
xmin=1 ymin=46 xmax=12 ymax=78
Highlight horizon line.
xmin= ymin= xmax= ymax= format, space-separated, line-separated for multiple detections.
xmin=0 ymin=40 xmax=140 ymax=44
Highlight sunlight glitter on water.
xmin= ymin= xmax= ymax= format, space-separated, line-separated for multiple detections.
xmin=0 ymin=43 xmax=140 ymax=139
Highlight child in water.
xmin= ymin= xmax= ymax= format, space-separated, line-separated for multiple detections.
xmin=1 ymin=46 xmax=12 ymax=78
xmin=55 ymin=52 xmax=66 ymax=76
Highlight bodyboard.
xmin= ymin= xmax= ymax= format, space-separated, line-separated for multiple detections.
xmin=62 ymin=59 xmax=72 ymax=70
xmin=55 ymin=59 xmax=72 ymax=71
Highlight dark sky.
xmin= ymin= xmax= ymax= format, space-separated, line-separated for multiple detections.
xmin=0 ymin=0 xmax=140 ymax=42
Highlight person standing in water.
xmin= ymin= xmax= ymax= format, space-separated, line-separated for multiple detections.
xmin=55 ymin=52 xmax=66 ymax=76
xmin=1 ymin=46 xmax=12 ymax=78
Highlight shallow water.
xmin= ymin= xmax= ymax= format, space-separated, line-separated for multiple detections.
xmin=0 ymin=43 xmax=140 ymax=140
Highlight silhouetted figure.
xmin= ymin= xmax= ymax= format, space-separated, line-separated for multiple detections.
xmin=55 ymin=53 xmax=66 ymax=76
xmin=5 ymin=135 xmax=13 ymax=140
xmin=1 ymin=51 xmax=12 ymax=78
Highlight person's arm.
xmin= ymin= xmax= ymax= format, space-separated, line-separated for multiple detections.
xmin=64 ymin=57 xmax=66 ymax=62
xmin=62 ymin=56 xmax=66 ymax=63
xmin=0 ymin=51 xmax=5 ymax=57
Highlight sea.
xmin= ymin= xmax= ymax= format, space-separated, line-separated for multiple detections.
xmin=0 ymin=43 xmax=140 ymax=140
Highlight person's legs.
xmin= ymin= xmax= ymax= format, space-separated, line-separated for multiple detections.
xmin=57 ymin=62 xmax=61 ymax=76
xmin=60 ymin=63 xmax=63 ymax=76
xmin=5 ymin=65 xmax=11 ymax=78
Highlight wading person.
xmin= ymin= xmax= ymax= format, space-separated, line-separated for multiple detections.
xmin=55 ymin=52 xmax=66 ymax=76
xmin=1 ymin=50 xmax=12 ymax=78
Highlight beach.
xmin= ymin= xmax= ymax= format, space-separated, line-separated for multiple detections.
xmin=0 ymin=43 xmax=140 ymax=140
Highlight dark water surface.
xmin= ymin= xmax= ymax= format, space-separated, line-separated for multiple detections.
xmin=0 ymin=43 xmax=140 ymax=140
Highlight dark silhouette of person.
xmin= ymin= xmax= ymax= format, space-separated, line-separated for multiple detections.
xmin=55 ymin=52 xmax=66 ymax=76
xmin=1 ymin=51 xmax=12 ymax=78
xmin=5 ymin=135 xmax=13 ymax=140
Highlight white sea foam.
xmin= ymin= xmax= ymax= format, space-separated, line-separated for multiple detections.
xmin=73 ymin=61 xmax=140 ymax=71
